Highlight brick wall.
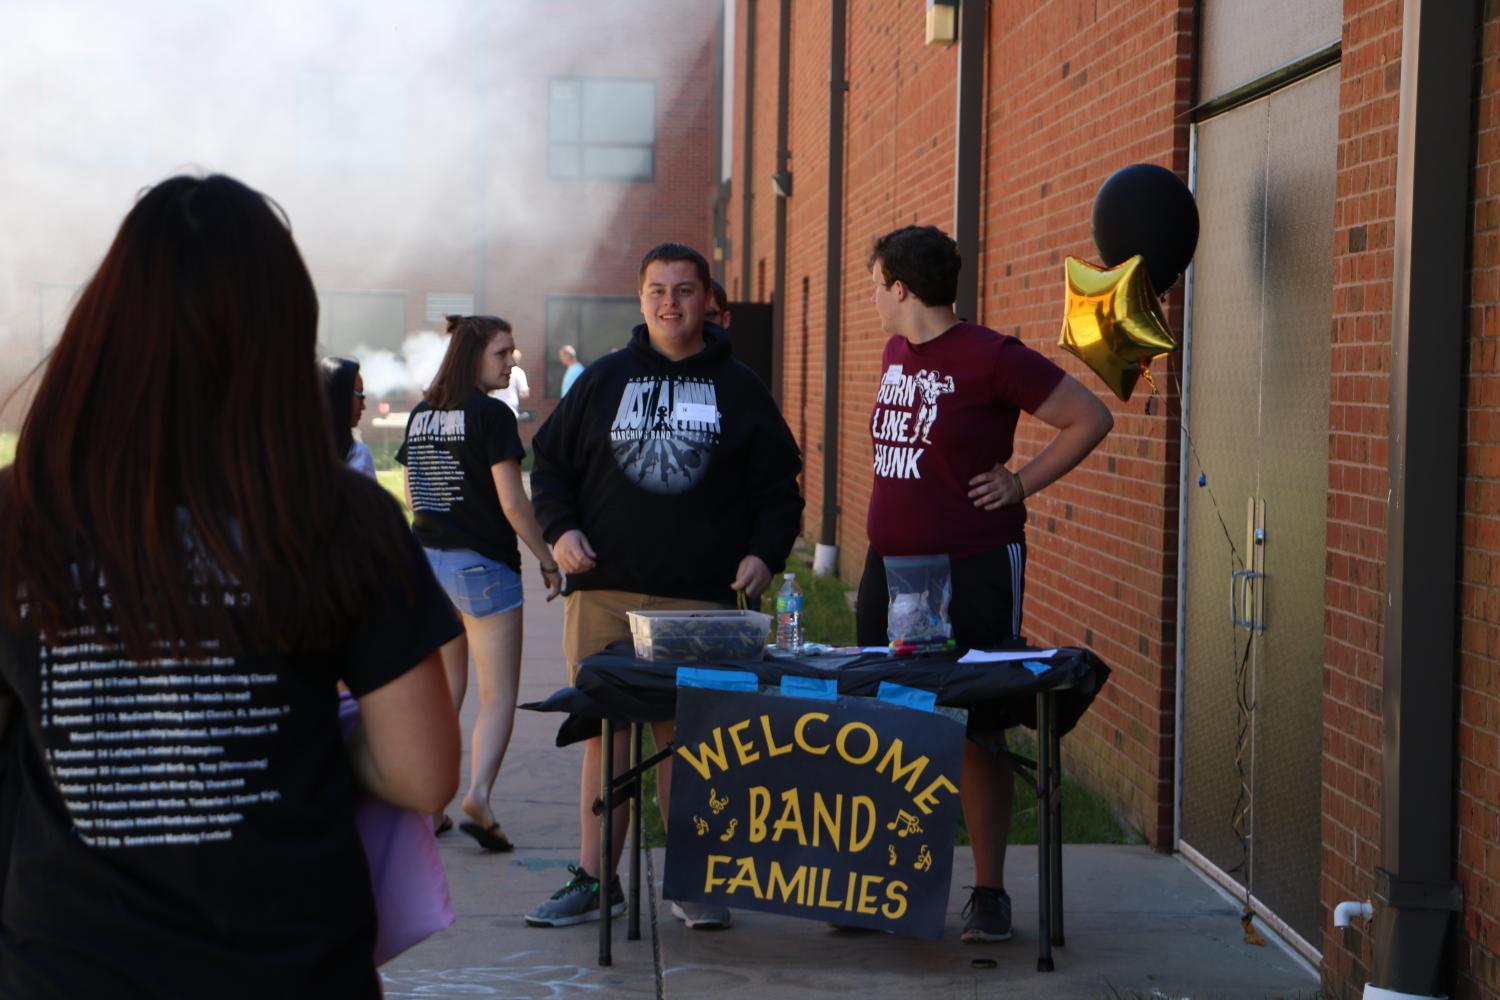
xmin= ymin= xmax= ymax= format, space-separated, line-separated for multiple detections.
xmin=1320 ymin=0 xmax=1400 ymax=994
xmin=727 ymin=0 xmax=962 ymax=546
xmin=727 ymin=0 xmax=1192 ymax=847
xmin=728 ymin=0 xmax=1500 ymax=993
xmin=974 ymin=0 xmax=1193 ymax=850
xmin=834 ymin=0 xmax=961 ymax=572
xmin=784 ymin=8 xmax=832 ymax=530
xmin=1319 ymin=0 xmax=1500 ymax=996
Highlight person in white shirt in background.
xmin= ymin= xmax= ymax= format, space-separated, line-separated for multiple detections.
xmin=491 ymin=348 xmax=531 ymax=416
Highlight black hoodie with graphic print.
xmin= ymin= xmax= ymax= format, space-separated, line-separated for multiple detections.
xmin=530 ymin=323 xmax=803 ymax=604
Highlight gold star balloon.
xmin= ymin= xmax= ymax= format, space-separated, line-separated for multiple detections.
xmin=1058 ymin=254 xmax=1177 ymax=402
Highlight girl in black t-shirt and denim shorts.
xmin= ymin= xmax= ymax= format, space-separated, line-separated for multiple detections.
xmin=398 ymin=315 xmax=563 ymax=851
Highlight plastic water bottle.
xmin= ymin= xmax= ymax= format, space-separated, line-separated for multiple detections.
xmin=775 ymin=572 xmax=804 ymax=654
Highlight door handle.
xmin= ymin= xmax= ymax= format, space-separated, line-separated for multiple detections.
xmin=1232 ymin=568 xmax=1266 ymax=632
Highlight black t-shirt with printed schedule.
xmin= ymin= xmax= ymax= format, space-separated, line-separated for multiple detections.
xmin=0 ymin=502 xmax=462 ymax=999
xmin=397 ymin=390 xmax=527 ymax=569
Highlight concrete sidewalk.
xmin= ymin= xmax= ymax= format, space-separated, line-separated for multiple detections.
xmin=381 ymin=563 xmax=1321 ymax=1000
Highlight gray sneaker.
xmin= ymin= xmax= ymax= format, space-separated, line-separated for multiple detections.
xmin=525 ymin=865 xmax=625 ymax=927
xmin=670 ymin=900 xmax=732 ymax=930
xmin=959 ymin=886 xmax=1012 ymax=942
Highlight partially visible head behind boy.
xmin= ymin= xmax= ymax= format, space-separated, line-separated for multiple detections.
xmin=706 ymin=279 xmax=732 ymax=329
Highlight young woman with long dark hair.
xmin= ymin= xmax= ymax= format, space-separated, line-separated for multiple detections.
xmin=398 ymin=314 xmax=562 ymax=852
xmin=0 ymin=174 xmax=462 ymax=998
xmin=321 ymin=356 xmax=376 ymax=479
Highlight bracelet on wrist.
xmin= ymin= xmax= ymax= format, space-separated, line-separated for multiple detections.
xmin=1011 ymin=469 xmax=1027 ymax=502
xmin=540 ymin=563 xmax=560 ymax=574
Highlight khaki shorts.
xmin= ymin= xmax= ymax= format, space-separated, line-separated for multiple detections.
xmin=563 ymin=589 xmax=730 ymax=684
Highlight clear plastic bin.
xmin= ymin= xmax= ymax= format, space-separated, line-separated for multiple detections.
xmin=627 ymin=609 xmax=772 ymax=662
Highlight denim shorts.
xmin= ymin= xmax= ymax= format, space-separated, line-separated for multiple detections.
xmin=423 ymin=548 xmax=523 ymax=618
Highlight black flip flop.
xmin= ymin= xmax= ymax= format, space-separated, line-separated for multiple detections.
xmin=434 ymin=814 xmax=454 ymax=836
xmin=458 ymin=820 xmax=514 ymax=852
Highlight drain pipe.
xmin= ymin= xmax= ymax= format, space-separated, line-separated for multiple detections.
xmin=951 ymin=0 xmax=985 ymax=321
xmin=814 ymin=0 xmax=848 ymax=578
xmin=768 ymin=0 xmax=790 ymax=406
xmin=738 ymin=0 xmax=756 ymax=297
xmin=1369 ymin=0 xmax=1475 ymax=996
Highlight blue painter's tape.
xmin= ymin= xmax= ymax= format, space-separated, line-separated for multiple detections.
xmin=780 ymin=675 xmax=839 ymax=701
xmin=675 ymin=667 xmax=759 ymax=692
xmin=876 ymin=681 xmax=938 ymax=713
xmin=1022 ymin=660 xmax=1051 ymax=677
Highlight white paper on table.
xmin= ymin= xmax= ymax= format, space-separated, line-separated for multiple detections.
xmin=957 ymin=648 xmax=1058 ymax=665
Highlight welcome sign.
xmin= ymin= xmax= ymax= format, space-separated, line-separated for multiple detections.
xmin=663 ymin=683 xmax=965 ymax=937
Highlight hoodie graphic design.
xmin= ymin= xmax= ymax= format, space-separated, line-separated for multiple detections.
xmin=609 ymin=376 xmax=722 ymax=494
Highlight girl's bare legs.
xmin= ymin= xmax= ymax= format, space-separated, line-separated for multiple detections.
xmin=437 ymin=631 xmax=470 ymax=712
xmin=460 ymin=605 xmax=523 ymax=831
xmin=432 ymin=630 xmax=470 ymax=831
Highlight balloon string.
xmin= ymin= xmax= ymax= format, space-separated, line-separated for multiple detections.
xmin=1166 ymin=371 xmax=1244 ymax=571
xmin=1139 ymin=364 xmax=1159 ymax=399
xmin=1165 ymin=368 xmax=1258 ymax=931
xmin=1226 ymin=628 xmax=1256 ymax=891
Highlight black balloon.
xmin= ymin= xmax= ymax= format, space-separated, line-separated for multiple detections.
xmin=1090 ymin=163 xmax=1199 ymax=295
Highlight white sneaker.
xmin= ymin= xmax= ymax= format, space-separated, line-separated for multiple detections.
xmin=670 ymin=900 xmax=732 ymax=930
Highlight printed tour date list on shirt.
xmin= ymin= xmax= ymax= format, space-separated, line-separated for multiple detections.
xmin=36 ymin=600 xmax=289 ymax=850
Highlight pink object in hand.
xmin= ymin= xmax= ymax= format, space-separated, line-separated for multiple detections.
xmin=338 ymin=692 xmax=455 ymax=966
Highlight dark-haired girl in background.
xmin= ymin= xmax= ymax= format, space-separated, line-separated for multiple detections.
xmin=0 ymin=174 xmax=461 ymax=998
xmin=398 ymin=314 xmax=562 ymax=852
xmin=321 ymin=356 xmax=376 ymax=479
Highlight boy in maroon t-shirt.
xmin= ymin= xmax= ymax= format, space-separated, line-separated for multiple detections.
xmin=856 ymin=225 xmax=1114 ymax=943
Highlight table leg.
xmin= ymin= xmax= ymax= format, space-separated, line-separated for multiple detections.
xmin=1048 ymin=693 xmax=1064 ymax=947
xmin=628 ymin=722 xmax=642 ymax=940
xmin=600 ymin=717 xmax=614 ymax=966
xmin=1035 ymin=692 xmax=1054 ymax=973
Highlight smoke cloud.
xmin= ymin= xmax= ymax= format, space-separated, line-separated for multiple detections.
xmin=0 ymin=0 xmax=717 ymax=419
xmin=354 ymin=331 xmax=450 ymax=400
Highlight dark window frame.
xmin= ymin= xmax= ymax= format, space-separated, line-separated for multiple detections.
xmin=543 ymin=293 xmax=642 ymax=398
xmin=547 ymin=76 xmax=657 ymax=182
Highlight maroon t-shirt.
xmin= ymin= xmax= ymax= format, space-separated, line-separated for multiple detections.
xmin=866 ymin=323 xmax=1065 ymax=557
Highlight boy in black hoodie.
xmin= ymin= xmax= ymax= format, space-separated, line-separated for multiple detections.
xmin=526 ymin=243 xmax=803 ymax=931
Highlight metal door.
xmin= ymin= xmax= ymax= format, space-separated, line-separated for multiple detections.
xmin=1178 ymin=67 xmax=1337 ymax=951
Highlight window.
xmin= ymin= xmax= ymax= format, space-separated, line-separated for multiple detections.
xmin=316 ymin=289 xmax=408 ymax=355
xmin=548 ymin=78 xmax=656 ymax=181
xmin=425 ymin=292 xmax=474 ymax=323
xmin=544 ymin=295 xmax=642 ymax=396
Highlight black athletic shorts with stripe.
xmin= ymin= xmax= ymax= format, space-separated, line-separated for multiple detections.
xmin=856 ymin=542 xmax=1028 ymax=752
